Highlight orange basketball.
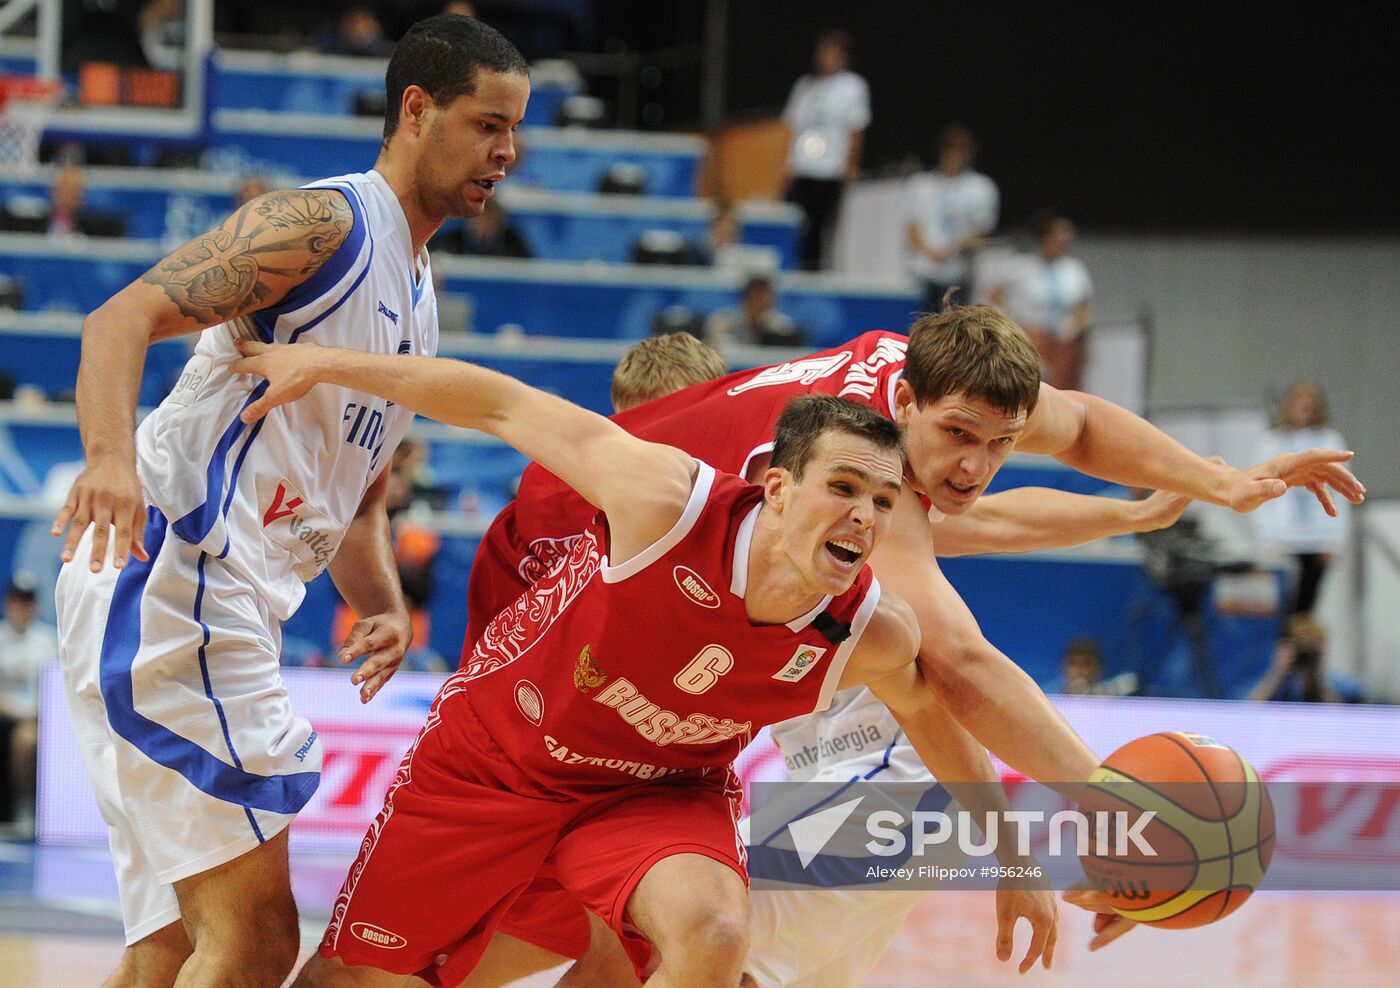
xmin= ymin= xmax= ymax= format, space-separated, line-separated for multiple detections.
xmin=1078 ymin=732 xmax=1274 ymax=928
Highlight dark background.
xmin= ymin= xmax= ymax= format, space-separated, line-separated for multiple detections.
xmin=214 ymin=0 xmax=1398 ymax=234
xmin=612 ymin=0 xmax=1399 ymax=234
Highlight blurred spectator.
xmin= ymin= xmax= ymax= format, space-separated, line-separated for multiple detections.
xmin=1248 ymin=615 xmax=1365 ymax=703
xmin=989 ymin=211 xmax=1093 ymax=389
xmin=442 ymin=2 xmax=477 ymax=16
xmin=782 ymin=30 xmax=870 ymax=270
xmin=314 ymin=4 xmax=393 ymax=57
xmin=431 ymin=198 xmax=532 ymax=258
xmin=0 ymin=576 xmax=58 ymax=834
xmin=330 ymin=442 xmax=446 ymax=673
xmin=1046 ymin=636 xmax=1139 ymax=696
xmin=611 ymin=332 xmax=727 ymax=412
xmin=901 ymin=124 xmax=999 ymax=312
xmin=700 ymin=201 xmax=781 ymax=274
xmin=1250 ymin=379 xmax=1351 ymax=614
xmin=139 ymin=0 xmax=186 ymax=70
xmin=235 ymin=174 xmax=269 ymax=207
xmin=705 ymin=275 xmax=805 ymax=349
xmin=1 ymin=165 xmax=126 ymax=238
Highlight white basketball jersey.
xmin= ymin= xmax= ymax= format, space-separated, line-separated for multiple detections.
xmin=136 ymin=169 xmax=438 ymax=619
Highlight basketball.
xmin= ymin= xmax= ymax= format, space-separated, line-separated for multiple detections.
xmin=1078 ymin=732 xmax=1274 ymax=928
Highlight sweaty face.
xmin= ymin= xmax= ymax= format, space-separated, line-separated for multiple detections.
xmin=894 ymin=384 xmax=1027 ymax=515
xmin=772 ymin=431 xmax=903 ymax=596
xmin=418 ymin=69 xmax=530 ymax=220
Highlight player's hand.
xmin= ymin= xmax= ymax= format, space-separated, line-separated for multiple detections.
xmin=1227 ymin=448 xmax=1364 ymax=516
xmin=231 ymin=338 xmax=325 ymax=424
xmin=1129 ymin=488 xmax=1192 ymax=533
xmin=996 ymin=876 xmax=1058 ymax=973
xmin=340 ymin=610 xmax=413 ymax=704
xmin=1063 ymin=883 xmax=1138 ymax=951
xmin=52 ymin=454 xmax=148 ymax=572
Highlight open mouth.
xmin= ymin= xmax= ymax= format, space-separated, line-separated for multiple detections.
xmin=473 ymin=178 xmax=499 ymax=193
xmin=825 ymin=538 xmax=863 ymax=566
xmin=945 ymin=480 xmax=978 ymax=499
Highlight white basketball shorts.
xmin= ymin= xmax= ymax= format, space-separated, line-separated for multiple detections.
xmin=55 ymin=508 xmax=321 ymax=943
xmin=743 ymin=736 xmax=960 ymax=988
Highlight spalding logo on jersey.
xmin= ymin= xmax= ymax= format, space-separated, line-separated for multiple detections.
xmin=673 ymin=565 xmax=720 ymax=608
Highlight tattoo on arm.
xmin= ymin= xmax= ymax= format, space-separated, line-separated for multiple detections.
xmin=140 ymin=189 xmax=354 ymax=326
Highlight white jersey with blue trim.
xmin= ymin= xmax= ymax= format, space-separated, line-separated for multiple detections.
xmin=135 ymin=169 xmax=438 ymax=620
xmin=768 ymin=685 xmax=909 ymax=783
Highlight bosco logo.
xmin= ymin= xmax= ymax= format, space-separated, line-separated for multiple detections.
xmin=673 ymin=566 xmax=720 ymax=609
xmin=515 ymin=680 xmax=543 ymax=726
xmin=351 ymin=922 xmax=407 ymax=949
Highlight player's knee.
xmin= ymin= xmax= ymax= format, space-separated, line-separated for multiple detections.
xmin=675 ymin=910 xmax=749 ymax=978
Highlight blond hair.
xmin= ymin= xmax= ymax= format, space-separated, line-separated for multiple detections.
xmin=903 ymin=304 xmax=1042 ymax=415
xmin=611 ymin=333 xmax=727 ymax=411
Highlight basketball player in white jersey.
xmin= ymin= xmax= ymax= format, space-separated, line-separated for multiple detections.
xmin=48 ymin=16 xmax=529 ymax=987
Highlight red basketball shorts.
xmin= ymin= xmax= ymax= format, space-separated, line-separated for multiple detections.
xmin=318 ymin=682 xmax=746 ymax=986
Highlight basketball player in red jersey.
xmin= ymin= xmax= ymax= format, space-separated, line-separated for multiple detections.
xmin=232 ymin=341 xmax=1049 ymax=985
xmin=455 ymin=304 xmax=1362 ymax=981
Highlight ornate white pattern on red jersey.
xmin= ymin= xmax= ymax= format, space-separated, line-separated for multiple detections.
xmin=468 ymin=528 xmax=603 ymax=680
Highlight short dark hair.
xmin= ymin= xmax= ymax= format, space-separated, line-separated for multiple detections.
xmin=903 ymin=304 xmax=1042 ymax=416
xmin=383 ymin=15 xmax=528 ymax=144
xmin=770 ymin=395 xmax=905 ymax=481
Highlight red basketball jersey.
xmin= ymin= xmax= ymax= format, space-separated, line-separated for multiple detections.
xmin=466 ymin=330 xmax=907 ymax=650
xmin=460 ymin=461 xmax=881 ymax=795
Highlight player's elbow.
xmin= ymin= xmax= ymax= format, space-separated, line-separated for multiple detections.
xmin=916 ymin=636 xmax=1001 ymax=718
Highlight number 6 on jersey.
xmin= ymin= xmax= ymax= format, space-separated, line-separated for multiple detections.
xmin=674 ymin=644 xmax=735 ymax=695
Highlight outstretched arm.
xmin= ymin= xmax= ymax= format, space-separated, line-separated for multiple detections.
xmin=233 ymin=341 xmax=695 ymax=560
xmin=53 ymin=188 xmax=355 ymax=572
xmin=1017 ymin=384 xmax=1364 ymax=515
xmin=850 ymin=596 xmax=1058 ymax=974
xmin=933 ymin=487 xmax=1190 ymax=558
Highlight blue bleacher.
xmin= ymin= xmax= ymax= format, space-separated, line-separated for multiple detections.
xmin=0 ymin=172 xmax=800 ymax=267
xmin=436 ymin=257 xmax=921 ymax=345
xmin=210 ymin=111 xmax=706 ymax=198
xmin=0 ymin=238 xmax=919 ymax=345
xmin=210 ymin=50 xmax=575 ymax=127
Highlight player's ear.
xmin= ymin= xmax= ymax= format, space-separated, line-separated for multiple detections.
xmin=763 ymin=467 xmax=789 ymax=510
xmin=891 ymin=379 xmax=916 ymax=425
xmin=402 ymin=85 xmax=431 ymax=131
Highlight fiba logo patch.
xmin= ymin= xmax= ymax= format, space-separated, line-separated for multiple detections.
xmin=515 ymin=680 xmax=544 ymax=725
xmin=772 ymin=644 xmax=826 ymax=683
xmin=673 ymin=566 xmax=720 ymax=608
xmin=351 ymin=922 xmax=407 ymax=949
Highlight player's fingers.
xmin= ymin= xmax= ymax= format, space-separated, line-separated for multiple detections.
xmin=358 ymin=665 xmax=396 ymax=704
xmin=995 ymin=906 xmax=1014 ymax=962
xmin=240 ymin=396 xmax=272 ymax=425
xmin=1319 ymin=463 xmax=1365 ymax=501
xmin=1043 ymin=915 xmax=1057 ymax=969
xmin=57 ymin=502 xmax=88 ymax=564
xmin=234 ymin=338 xmax=270 ymax=357
xmin=1307 ymin=480 xmax=1337 ymax=518
xmin=340 ymin=621 xmax=383 ymax=663
xmin=351 ymin=647 xmax=402 ymax=686
xmin=87 ymin=509 xmax=113 ymax=572
xmin=130 ymin=509 xmax=149 ymax=563
xmin=112 ymin=513 xmax=135 ymax=570
xmin=1089 ymin=914 xmax=1135 ymax=951
xmin=1019 ymin=906 xmax=1052 ymax=974
xmin=51 ymin=491 xmax=77 ymax=539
